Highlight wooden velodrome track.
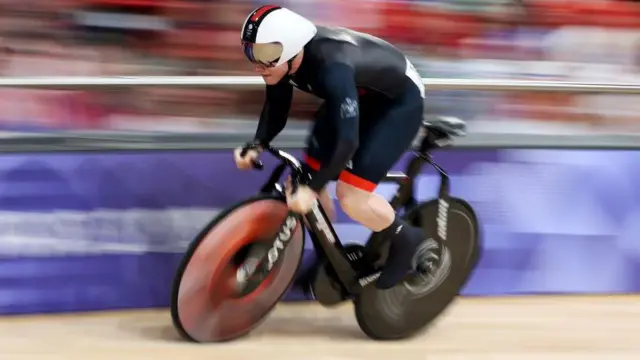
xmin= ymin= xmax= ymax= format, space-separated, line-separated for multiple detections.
xmin=1 ymin=295 xmax=639 ymax=360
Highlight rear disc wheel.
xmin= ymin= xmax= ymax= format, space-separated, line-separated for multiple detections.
xmin=354 ymin=197 xmax=481 ymax=340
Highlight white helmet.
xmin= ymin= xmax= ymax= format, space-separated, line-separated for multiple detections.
xmin=241 ymin=5 xmax=317 ymax=67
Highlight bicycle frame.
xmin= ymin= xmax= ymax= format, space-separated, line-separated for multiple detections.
xmin=255 ymin=134 xmax=451 ymax=295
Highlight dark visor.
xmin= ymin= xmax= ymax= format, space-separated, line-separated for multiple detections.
xmin=241 ymin=42 xmax=282 ymax=67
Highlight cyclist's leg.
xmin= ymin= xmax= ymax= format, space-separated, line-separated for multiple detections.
xmin=302 ymin=103 xmax=337 ymax=222
xmin=285 ymin=177 xmax=334 ymax=222
xmin=333 ymin=83 xmax=426 ymax=288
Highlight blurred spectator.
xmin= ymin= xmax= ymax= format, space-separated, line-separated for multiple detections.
xmin=0 ymin=0 xmax=636 ymax=133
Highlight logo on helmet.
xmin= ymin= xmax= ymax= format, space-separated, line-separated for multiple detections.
xmin=244 ymin=23 xmax=255 ymax=39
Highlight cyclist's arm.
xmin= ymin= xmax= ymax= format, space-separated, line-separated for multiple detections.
xmin=254 ymin=80 xmax=294 ymax=146
xmin=307 ymin=62 xmax=359 ymax=192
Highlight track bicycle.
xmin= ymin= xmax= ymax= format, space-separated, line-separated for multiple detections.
xmin=170 ymin=116 xmax=481 ymax=342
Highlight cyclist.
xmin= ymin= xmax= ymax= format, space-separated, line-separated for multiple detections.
xmin=234 ymin=5 xmax=435 ymax=289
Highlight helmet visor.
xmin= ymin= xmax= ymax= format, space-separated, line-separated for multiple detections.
xmin=242 ymin=42 xmax=283 ymax=67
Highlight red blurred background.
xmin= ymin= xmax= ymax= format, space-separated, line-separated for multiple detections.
xmin=0 ymin=0 xmax=638 ymax=133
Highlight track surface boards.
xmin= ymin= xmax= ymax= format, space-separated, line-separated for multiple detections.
xmin=1 ymin=296 xmax=639 ymax=360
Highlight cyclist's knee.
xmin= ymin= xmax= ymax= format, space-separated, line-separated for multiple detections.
xmin=335 ymin=181 xmax=372 ymax=217
xmin=336 ymin=180 xmax=395 ymax=231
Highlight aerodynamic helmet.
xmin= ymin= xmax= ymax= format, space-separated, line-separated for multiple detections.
xmin=240 ymin=5 xmax=317 ymax=67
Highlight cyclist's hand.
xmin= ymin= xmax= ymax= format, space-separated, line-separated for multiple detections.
xmin=234 ymin=146 xmax=260 ymax=170
xmin=285 ymin=184 xmax=317 ymax=214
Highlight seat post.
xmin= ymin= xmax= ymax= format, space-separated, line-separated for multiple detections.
xmin=418 ymin=130 xmax=441 ymax=155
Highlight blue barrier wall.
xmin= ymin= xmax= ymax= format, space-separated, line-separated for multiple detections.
xmin=1 ymin=149 xmax=640 ymax=314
